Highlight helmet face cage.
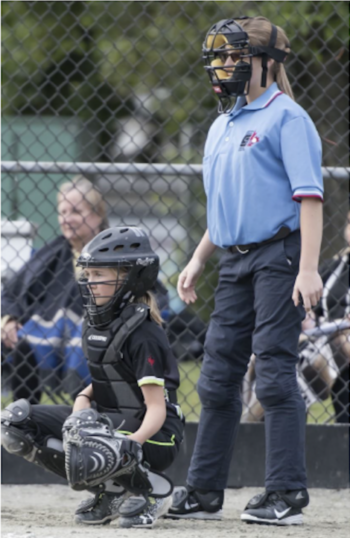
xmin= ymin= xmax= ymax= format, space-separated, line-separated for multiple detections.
xmin=203 ymin=18 xmax=252 ymax=111
xmin=77 ymin=226 xmax=160 ymax=327
xmin=78 ymin=263 xmax=134 ymax=327
xmin=202 ymin=17 xmax=289 ymax=113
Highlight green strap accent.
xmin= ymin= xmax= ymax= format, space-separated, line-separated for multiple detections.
xmin=118 ymin=431 xmax=176 ymax=447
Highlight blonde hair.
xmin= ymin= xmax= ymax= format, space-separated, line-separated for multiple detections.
xmin=134 ymin=291 xmax=163 ymax=326
xmin=111 ymin=268 xmax=163 ymax=326
xmin=238 ymin=16 xmax=294 ymax=100
xmin=58 ymin=176 xmax=108 ymax=230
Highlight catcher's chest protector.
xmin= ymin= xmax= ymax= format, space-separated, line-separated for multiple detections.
xmin=82 ymin=304 xmax=149 ymax=417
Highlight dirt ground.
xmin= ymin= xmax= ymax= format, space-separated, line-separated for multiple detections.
xmin=1 ymin=485 xmax=348 ymax=538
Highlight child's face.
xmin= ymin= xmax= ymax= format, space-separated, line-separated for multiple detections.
xmin=84 ymin=267 xmax=126 ymax=306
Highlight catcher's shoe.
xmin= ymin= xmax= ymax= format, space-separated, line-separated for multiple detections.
xmin=241 ymin=489 xmax=309 ymax=525
xmin=74 ymin=490 xmax=129 ymax=525
xmin=119 ymin=495 xmax=173 ymax=528
xmin=165 ymin=486 xmax=223 ymax=520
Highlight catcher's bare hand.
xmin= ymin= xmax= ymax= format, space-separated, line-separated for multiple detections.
xmin=177 ymin=258 xmax=205 ymax=304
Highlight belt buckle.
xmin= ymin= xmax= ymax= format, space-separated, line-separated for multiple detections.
xmin=236 ymin=245 xmax=249 ymax=254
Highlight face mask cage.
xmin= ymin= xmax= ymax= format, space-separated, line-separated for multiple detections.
xmin=78 ymin=264 xmax=135 ymax=327
xmin=203 ymin=18 xmax=290 ymax=113
xmin=203 ymin=19 xmax=251 ymax=111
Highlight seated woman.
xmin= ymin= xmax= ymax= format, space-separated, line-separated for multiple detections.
xmin=1 ymin=177 xmax=108 ymax=402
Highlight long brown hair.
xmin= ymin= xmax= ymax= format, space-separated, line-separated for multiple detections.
xmin=238 ymin=16 xmax=294 ymax=100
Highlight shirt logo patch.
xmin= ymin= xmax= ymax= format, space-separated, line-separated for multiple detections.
xmin=239 ymin=131 xmax=260 ymax=151
xmin=147 ymin=357 xmax=155 ymax=366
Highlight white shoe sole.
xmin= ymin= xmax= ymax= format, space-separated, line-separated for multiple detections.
xmin=241 ymin=513 xmax=303 ymax=525
xmin=165 ymin=509 xmax=223 ymax=521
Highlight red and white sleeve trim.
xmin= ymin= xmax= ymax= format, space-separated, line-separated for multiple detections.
xmin=292 ymin=188 xmax=324 ymax=203
xmin=292 ymin=193 xmax=324 ymax=203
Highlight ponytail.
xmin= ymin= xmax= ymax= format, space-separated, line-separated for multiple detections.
xmin=135 ymin=291 xmax=163 ymax=326
xmin=274 ymin=63 xmax=295 ymax=100
xmin=239 ymin=16 xmax=295 ymax=100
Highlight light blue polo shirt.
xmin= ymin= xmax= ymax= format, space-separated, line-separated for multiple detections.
xmin=203 ymin=82 xmax=323 ymax=248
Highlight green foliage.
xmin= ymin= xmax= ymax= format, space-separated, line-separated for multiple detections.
xmin=2 ymin=1 xmax=348 ymax=163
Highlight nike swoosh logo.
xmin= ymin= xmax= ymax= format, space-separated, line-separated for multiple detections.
xmin=274 ymin=507 xmax=291 ymax=519
xmin=295 ymin=492 xmax=304 ymax=500
xmin=210 ymin=498 xmax=221 ymax=507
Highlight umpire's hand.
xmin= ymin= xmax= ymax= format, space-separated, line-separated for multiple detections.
xmin=177 ymin=258 xmax=205 ymax=305
xmin=292 ymin=270 xmax=323 ymax=312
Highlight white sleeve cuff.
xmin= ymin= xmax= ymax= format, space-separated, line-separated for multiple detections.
xmin=292 ymin=188 xmax=324 ymax=203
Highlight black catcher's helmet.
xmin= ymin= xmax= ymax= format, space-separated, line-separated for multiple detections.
xmin=202 ymin=17 xmax=289 ymax=112
xmin=77 ymin=226 xmax=159 ymax=326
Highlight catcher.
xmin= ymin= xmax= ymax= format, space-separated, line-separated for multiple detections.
xmin=2 ymin=226 xmax=184 ymax=528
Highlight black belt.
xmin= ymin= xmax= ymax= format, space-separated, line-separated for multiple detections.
xmin=228 ymin=226 xmax=291 ymax=254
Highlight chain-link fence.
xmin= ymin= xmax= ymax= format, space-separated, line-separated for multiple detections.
xmin=1 ymin=1 xmax=349 ymax=425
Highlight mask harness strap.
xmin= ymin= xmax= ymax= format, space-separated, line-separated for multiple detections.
xmin=261 ymin=24 xmax=277 ymax=88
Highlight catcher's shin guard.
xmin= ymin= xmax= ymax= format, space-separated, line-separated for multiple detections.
xmin=116 ymin=461 xmax=173 ymax=498
xmin=1 ymin=399 xmax=66 ymax=479
xmin=62 ymin=409 xmax=143 ymax=490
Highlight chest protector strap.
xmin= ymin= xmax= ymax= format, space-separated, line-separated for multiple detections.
xmin=83 ymin=304 xmax=151 ymax=415
xmin=103 ymin=304 xmax=149 ymax=364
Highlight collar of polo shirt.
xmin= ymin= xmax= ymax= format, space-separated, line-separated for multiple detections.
xmin=229 ymin=82 xmax=283 ymax=115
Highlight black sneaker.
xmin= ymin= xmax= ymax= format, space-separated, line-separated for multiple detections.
xmin=241 ymin=489 xmax=309 ymax=526
xmin=74 ymin=491 xmax=129 ymax=525
xmin=165 ymin=486 xmax=223 ymax=520
xmin=119 ymin=495 xmax=173 ymax=528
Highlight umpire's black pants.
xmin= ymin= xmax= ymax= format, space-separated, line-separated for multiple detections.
xmin=188 ymin=230 xmax=306 ymax=492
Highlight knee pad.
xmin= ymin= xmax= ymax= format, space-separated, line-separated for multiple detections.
xmin=1 ymin=399 xmax=36 ymax=457
xmin=1 ymin=399 xmax=66 ymax=479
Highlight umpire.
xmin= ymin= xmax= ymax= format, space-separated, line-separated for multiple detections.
xmin=167 ymin=16 xmax=324 ymax=525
